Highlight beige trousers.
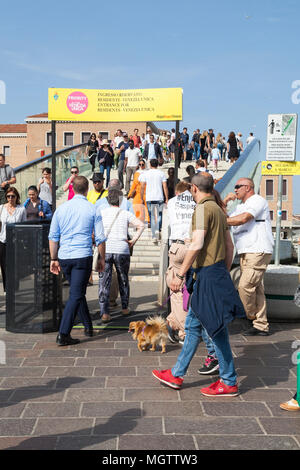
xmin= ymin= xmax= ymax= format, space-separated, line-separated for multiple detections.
xmin=238 ymin=252 xmax=272 ymax=332
xmin=166 ymin=242 xmax=189 ymax=340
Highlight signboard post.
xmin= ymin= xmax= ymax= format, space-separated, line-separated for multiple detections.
xmin=265 ymin=113 xmax=298 ymax=266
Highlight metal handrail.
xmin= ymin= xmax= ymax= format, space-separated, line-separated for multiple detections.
xmin=14 ymin=143 xmax=87 ymax=173
xmin=215 ymin=139 xmax=262 ymax=201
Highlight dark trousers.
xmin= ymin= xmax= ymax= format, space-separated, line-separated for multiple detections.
xmin=0 ymin=242 xmax=6 ymax=292
xmin=59 ymin=256 xmax=93 ymax=335
xmin=98 ymin=253 xmax=130 ymax=316
xmin=89 ymin=153 xmax=97 ymax=172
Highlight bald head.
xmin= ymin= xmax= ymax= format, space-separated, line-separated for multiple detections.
xmin=236 ymin=177 xmax=254 ymax=188
xmin=108 ymin=179 xmax=121 ymax=190
xmin=234 ymin=177 xmax=255 ymax=202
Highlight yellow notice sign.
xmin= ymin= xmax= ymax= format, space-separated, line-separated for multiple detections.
xmin=48 ymin=87 xmax=182 ymax=122
xmin=262 ymin=161 xmax=300 ymax=175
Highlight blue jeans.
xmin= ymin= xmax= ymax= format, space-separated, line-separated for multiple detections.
xmin=201 ymin=327 xmax=216 ymax=358
xmin=99 ymin=164 xmax=111 ymax=187
xmin=217 ymin=143 xmax=224 ymax=160
xmin=59 ymin=256 xmax=93 ymax=335
xmin=171 ymin=307 xmax=237 ymax=386
xmin=147 ymin=201 xmax=164 ymax=238
xmin=193 ymin=142 xmax=200 ymax=160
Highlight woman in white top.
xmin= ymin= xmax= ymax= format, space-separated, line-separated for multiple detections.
xmin=0 ymin=187 xmax=26 ymax=291
xmin=98 ymin=188 xmax=144 ymax=323
xmin=38 ymin=167 xmax=52 ymax=208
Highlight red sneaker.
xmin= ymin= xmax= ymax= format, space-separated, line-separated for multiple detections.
xmin=200 ymin=379 xmax=239 ymax=397
xmin=152 ymin=369 xmax=183 ymax=390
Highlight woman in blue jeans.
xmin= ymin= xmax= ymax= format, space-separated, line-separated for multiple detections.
xmin=98 ymin=140 xmax=114 ymax=188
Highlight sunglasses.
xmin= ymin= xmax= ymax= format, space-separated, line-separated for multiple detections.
xmin=139 ymin=163 xmax=145 ymax=167
xmin=234 ymin=184 xmax=247 ymax=190
xmin=71 ymin=171 xmax=78 ymax=174
xmin=7 ymin=194 xmax=16 ymax=198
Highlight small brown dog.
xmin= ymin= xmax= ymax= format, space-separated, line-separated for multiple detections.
xmin=128 ymin=315 xmax=168 ymax=353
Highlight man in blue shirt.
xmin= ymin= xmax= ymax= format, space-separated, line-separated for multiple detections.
xmin=116 ymin=133 xmax=129 ymax=189
xmin=49 ymin=176 xmax=106 ymax=346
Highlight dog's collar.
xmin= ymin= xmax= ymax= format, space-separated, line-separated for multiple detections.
xmin=142 ymin=325 xmax=146 ymax=337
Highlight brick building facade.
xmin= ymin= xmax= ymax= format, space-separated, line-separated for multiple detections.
xmin=1 ymin=113 xmax=155 ymax=167
xmin=260 ymin=175 xmax=293 ymax=227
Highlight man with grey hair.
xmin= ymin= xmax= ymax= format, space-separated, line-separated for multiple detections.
xmin=226 ymin=177 xmax=274 ymax=336
xmin=152 ymin=172 xmax=245 ymax=397
xmin=95 ymin=179 xmax=134 ymax=214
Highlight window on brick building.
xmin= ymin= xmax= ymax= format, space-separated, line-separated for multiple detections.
xmin=282 ymin=210 xmax=287 ymax=221
xmin=64 ymin=132 xmax=74 ymax=147
xmin=98 ymin=131 xmax=109 ymax=140
xmin=46 ymin=132 xmax=52 ymax=147
xmin=282 ymin=179 xmax=287 ymax=201
xmin=270 ymin=210 xmax=273 ymax=220
xmin=266 ymin=179 xmax=273 ymax=200
xmin=81 ymin=132 xmax=90 ymax=143
xmin=3 ymin=146 xmax=10 ymax=157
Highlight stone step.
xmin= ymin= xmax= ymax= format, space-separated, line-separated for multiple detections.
xmin=129 ymin=267 xmax=159 ymax=275
xmin=129 ymin=275 xmax=159 ymax=282
xmin=130 ymin=253 xmax=160 ymax=264
xmin=130 ymin=262 xmax=159 ymax=269
xmin=133 ymin=243 xmax=161 ymax=249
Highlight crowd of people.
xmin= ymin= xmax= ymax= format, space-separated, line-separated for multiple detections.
xmin=0 ymin=121 xmax=298 ymax=411
xmin=84 ymin=128 xmax=257 ymax=204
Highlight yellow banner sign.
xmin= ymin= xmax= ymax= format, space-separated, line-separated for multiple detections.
xmin=48 ymin=87 xmax=182 ymax=122
xmin=262 ymin=160 xmax=300 ymax=175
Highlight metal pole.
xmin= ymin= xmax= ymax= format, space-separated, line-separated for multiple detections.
xmin=274 ymin=174 xmax=283 ymax=265
xmin=174 ymin=121 xmax=180 ymax=192
xmin=51 ymin=120 xmax=56 ymax=212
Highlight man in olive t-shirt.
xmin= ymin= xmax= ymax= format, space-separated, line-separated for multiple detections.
xmin=152 ymin=172 xmax=241 ymax=397
xmin=191 ymin=195 xmax=228 ymax=269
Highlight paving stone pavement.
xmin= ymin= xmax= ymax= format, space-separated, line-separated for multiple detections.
xmin=0 ymin=279 xmax=300 ymax=451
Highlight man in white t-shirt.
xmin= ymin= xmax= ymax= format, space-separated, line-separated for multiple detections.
xmin=195 ymin=159 xmax=215 ymax=179
xmin=139 ymin=158 xmax=168 ymax=242
xmin=165 ymin=181 xmax=196 ymax=343
xmin=226 ymin=177 xmax=274 ymax=336
xmin=246 ymin=132 xmax=255 ymax=146
xmin=124 ymin=139 xmax=141 ymax=194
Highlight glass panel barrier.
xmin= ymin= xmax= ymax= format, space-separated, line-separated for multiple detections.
xmin=14 ymin=144 xmax=90 ymax=205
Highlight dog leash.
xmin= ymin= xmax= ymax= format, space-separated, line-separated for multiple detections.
xmin=162 ymin=292 xmax=173 ymax=307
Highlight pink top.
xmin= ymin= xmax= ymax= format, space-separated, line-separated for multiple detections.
xmin=66 ymin=178 xmax=75 ymax=200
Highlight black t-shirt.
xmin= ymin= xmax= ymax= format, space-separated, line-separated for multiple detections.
xmin=227 ymin=138 xmax=239 ymax=158
xmin=192 ymin=133 xmax=200 ymax=144
xmin=88 ymin=139 xmax=99 ymax=153
xmin=207 ymin=133 xmax=215 ymax=146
